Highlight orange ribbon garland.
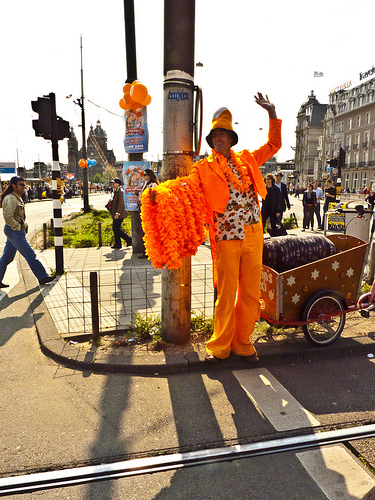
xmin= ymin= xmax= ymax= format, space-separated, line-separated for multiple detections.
xmin=140 ymin=177 xmax=211 ymax=269
xmin=212 ymin=149 xmax=252 ymax=193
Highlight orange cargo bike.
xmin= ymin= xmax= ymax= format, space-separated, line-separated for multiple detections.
xmin=260 ymin=233 xmax=368 ymax=346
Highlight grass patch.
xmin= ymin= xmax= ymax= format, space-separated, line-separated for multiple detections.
xmin=123 ymin=311 xmax=214 ymax=351
xmin=34 ymin=209 xmax=131 ymax=248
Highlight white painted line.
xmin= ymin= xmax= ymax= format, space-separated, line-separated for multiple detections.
xmin=297 ymin=444 xmax=375 ymax=499
xmin=233 ymin=368 xmax=320 ymax=431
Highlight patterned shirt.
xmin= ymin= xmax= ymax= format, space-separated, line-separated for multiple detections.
xmin=214 ymin=158 xmax=260 ymax=241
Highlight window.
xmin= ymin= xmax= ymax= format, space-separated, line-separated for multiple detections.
xmin=357 ymin=116 xmax=361 ymax=127
xmin=348 ymin=119 xmax=352 ymax=130
xmin=366 ymin=112 xmax=371 ymax=125
xmin=345 ymin=173 xmax=350 ymax=189
xmin=353 ymin=172 xmax=358 ymax=190
xmin=363 ymin=172 xmax=368 ymax=188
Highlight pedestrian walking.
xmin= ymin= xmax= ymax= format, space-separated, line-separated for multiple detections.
xmin=274 ymin=172 xmax=290 ymax=221
xmin=301 ymin=183 xmax=317 ymax=231
xmin=107 ymin=178 xmax=132 ymax=249
xmin=313 ymin=181 xmax=324 ymax=229
xmin=322 ymin=179 xmax=337 ymax=227
xmin=261 ymin=173 xmax=284 ymax=235
xmin=0 ymin=176 xmax=56 ymax=288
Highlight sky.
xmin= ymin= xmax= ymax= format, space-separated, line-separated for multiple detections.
xmin=1 ymin=0 xmax=374 ymax=176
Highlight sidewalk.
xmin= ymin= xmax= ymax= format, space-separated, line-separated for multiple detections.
xmin=24 ymin=225 xmax=375 ymax=375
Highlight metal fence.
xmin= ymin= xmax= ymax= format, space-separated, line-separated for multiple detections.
xmin=47 ymin=264 xmax=215 ymax=338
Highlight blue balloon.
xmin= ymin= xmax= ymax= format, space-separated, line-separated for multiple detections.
xmin=87 ymin=159 xmax=97 ymax=167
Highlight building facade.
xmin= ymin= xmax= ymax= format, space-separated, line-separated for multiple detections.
xmin=295 ymin=91 xmax=328 ymax=187
xmin=322 ymin=77 xmax=375 ymax=191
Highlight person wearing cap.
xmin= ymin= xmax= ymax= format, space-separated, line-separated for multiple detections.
xmin=274 ymin=171 xmax=290 ymax=221
xmin=188 ymin=93 xmax=282 ymax=362
xmin=109 ymin=178 xmax=132 ymax=249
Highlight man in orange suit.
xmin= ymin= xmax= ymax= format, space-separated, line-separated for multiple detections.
xmin=188 ymin=93 xmax=282 ymax=362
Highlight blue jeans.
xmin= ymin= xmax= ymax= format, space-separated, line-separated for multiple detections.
xmin=0 ymin=225 xmax=48 ymax=282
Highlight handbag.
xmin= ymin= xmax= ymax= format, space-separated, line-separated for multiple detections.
xmin=105 ymin=199 xmax=112 ymax=211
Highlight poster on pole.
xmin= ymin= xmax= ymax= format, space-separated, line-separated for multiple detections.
xmin=124 ymin=107 xmax=149 ymax=153
xmin=122 ymin=161 xmax=151 ymax=210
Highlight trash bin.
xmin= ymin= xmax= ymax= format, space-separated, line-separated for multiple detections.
xmin=325 ymin=201 xmax=373 ymax=242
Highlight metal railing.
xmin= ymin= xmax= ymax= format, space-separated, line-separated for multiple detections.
xmin=53 ymin=264 xmax=215 ymax=338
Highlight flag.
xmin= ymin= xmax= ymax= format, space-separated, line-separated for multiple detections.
xmin=314 ymin=71 xmax=324 ymax=77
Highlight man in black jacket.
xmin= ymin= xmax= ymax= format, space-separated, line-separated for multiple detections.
xmin=274 ymin=172 xmax=290 ymax=221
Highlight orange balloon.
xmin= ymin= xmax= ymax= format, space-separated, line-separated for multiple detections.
xmin=141 ymin=94 xmax=152 ymax=106
xmin=119 ymin=98 xmax=131 ymax=110
xmin=132 ymin=80 xmax=139 ymax=85
xmin=131 ymin=101 xmax=143 ymax=113
xmin=124 ymin=92 xmax=135 ymax=105
xmin=78 ymin=159 xmax=87 ymax=169
xmin=122 ymin=83 xmax=131 ymax=94
xmin=130 ymin=83 xmax=148 ymax=103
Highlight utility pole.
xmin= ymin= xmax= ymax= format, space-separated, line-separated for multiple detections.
xmin=162 ymin=0 xmax=195 ymax=344
xmin=123 ymin=0 xmax=146 ymax=254
xmin=78 ymin=35 xmax=90 ymax=213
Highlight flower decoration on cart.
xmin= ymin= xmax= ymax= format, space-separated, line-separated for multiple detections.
xmin=140 ymin=177 xmax=211 ymax=269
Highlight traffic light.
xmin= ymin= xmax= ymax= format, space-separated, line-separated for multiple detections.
xmin=56 ymin=117 xmax=70 ymax=141
xmin=31 ymin=93 xmax=70 ymax=141
xmin=338 ymin=147 xmax=345 ymax=171
xmin=31 ymin=96 xmax=52 ymax=139
xmin=327 ymin=158 xmax=338 ymax=169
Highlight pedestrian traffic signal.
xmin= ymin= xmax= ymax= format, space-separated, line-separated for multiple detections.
xmin=31 ymin=93 xmax=70 ymax=141
xmin=327 ymin=158 xmax=338 ymax=168
xmin=32 ymin=96 xmax=52 ymax=139
xmin=338 ymin=147 xmax=346 ymax=171
xmin=56 ymin=117 xmax=70 ymax=141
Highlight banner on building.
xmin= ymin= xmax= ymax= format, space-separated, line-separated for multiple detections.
xmin=124 ymin=107 xmax=149 ymax=154
xmin=122 ymin=161 xmax=151 ymax=210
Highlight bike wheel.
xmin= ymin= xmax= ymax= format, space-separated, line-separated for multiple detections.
xmin=302 ymin=291 xmax=346 ymax=346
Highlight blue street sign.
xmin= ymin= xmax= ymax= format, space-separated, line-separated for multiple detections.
xmin=0 ymin=166 xmax=16 ymax=174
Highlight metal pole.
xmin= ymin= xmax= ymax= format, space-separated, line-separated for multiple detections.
xmin=80 ymin=35 xmax=90 ymax=213
xmin=123 ymin=0 xmax=145 ymax=254
xmin=90 ymin=272 xmax=100 ymax=341
xmin=162 ymin=0 xmax=195 ymax=344
xmin=49 ymin=92 xmax=64 ymax=275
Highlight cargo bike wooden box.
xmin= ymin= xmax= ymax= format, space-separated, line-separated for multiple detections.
xmin=260 ymin=234 xmax=368 ymax=346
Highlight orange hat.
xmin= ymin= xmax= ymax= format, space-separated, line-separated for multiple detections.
xmin=206 ymin=107 xmax=238 ymax=148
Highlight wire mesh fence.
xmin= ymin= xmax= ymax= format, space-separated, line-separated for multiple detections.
xmin=49 ymin=264 xmax=215 ymax=338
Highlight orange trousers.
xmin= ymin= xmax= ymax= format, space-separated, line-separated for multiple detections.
xmin=206 ymin=223 xmax=263 ymax=359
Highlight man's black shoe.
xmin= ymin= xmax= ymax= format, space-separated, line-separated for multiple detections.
xmin=0 ymin=282 xmax=9 ymax=288
xmin=111 ymin=245 xmax=122 ymax=249
xmin=39 ymin=275 xmax=56 ymax=286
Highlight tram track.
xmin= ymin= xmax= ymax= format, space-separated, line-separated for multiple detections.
xmin=1 ymin=421 xmax=374 ymax=496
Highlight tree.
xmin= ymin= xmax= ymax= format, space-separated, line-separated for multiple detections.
xmin=103 ymin=166 xmax=118 ymax=183
xmin=92 ymin=173 xmax=104 ymax=184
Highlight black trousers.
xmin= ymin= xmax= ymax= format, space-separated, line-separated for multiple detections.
xmin=112 ymin=218 xmax=131 ymax=246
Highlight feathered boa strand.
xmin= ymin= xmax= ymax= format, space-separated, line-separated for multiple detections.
xmin=140 ymin=177 xmax=211 ymax=269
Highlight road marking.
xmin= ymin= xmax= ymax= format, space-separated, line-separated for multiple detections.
xmin=233 ymin=368 xmax=320 ymax=431
xmin=297 ymin=445 xmax=375 ymax=499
